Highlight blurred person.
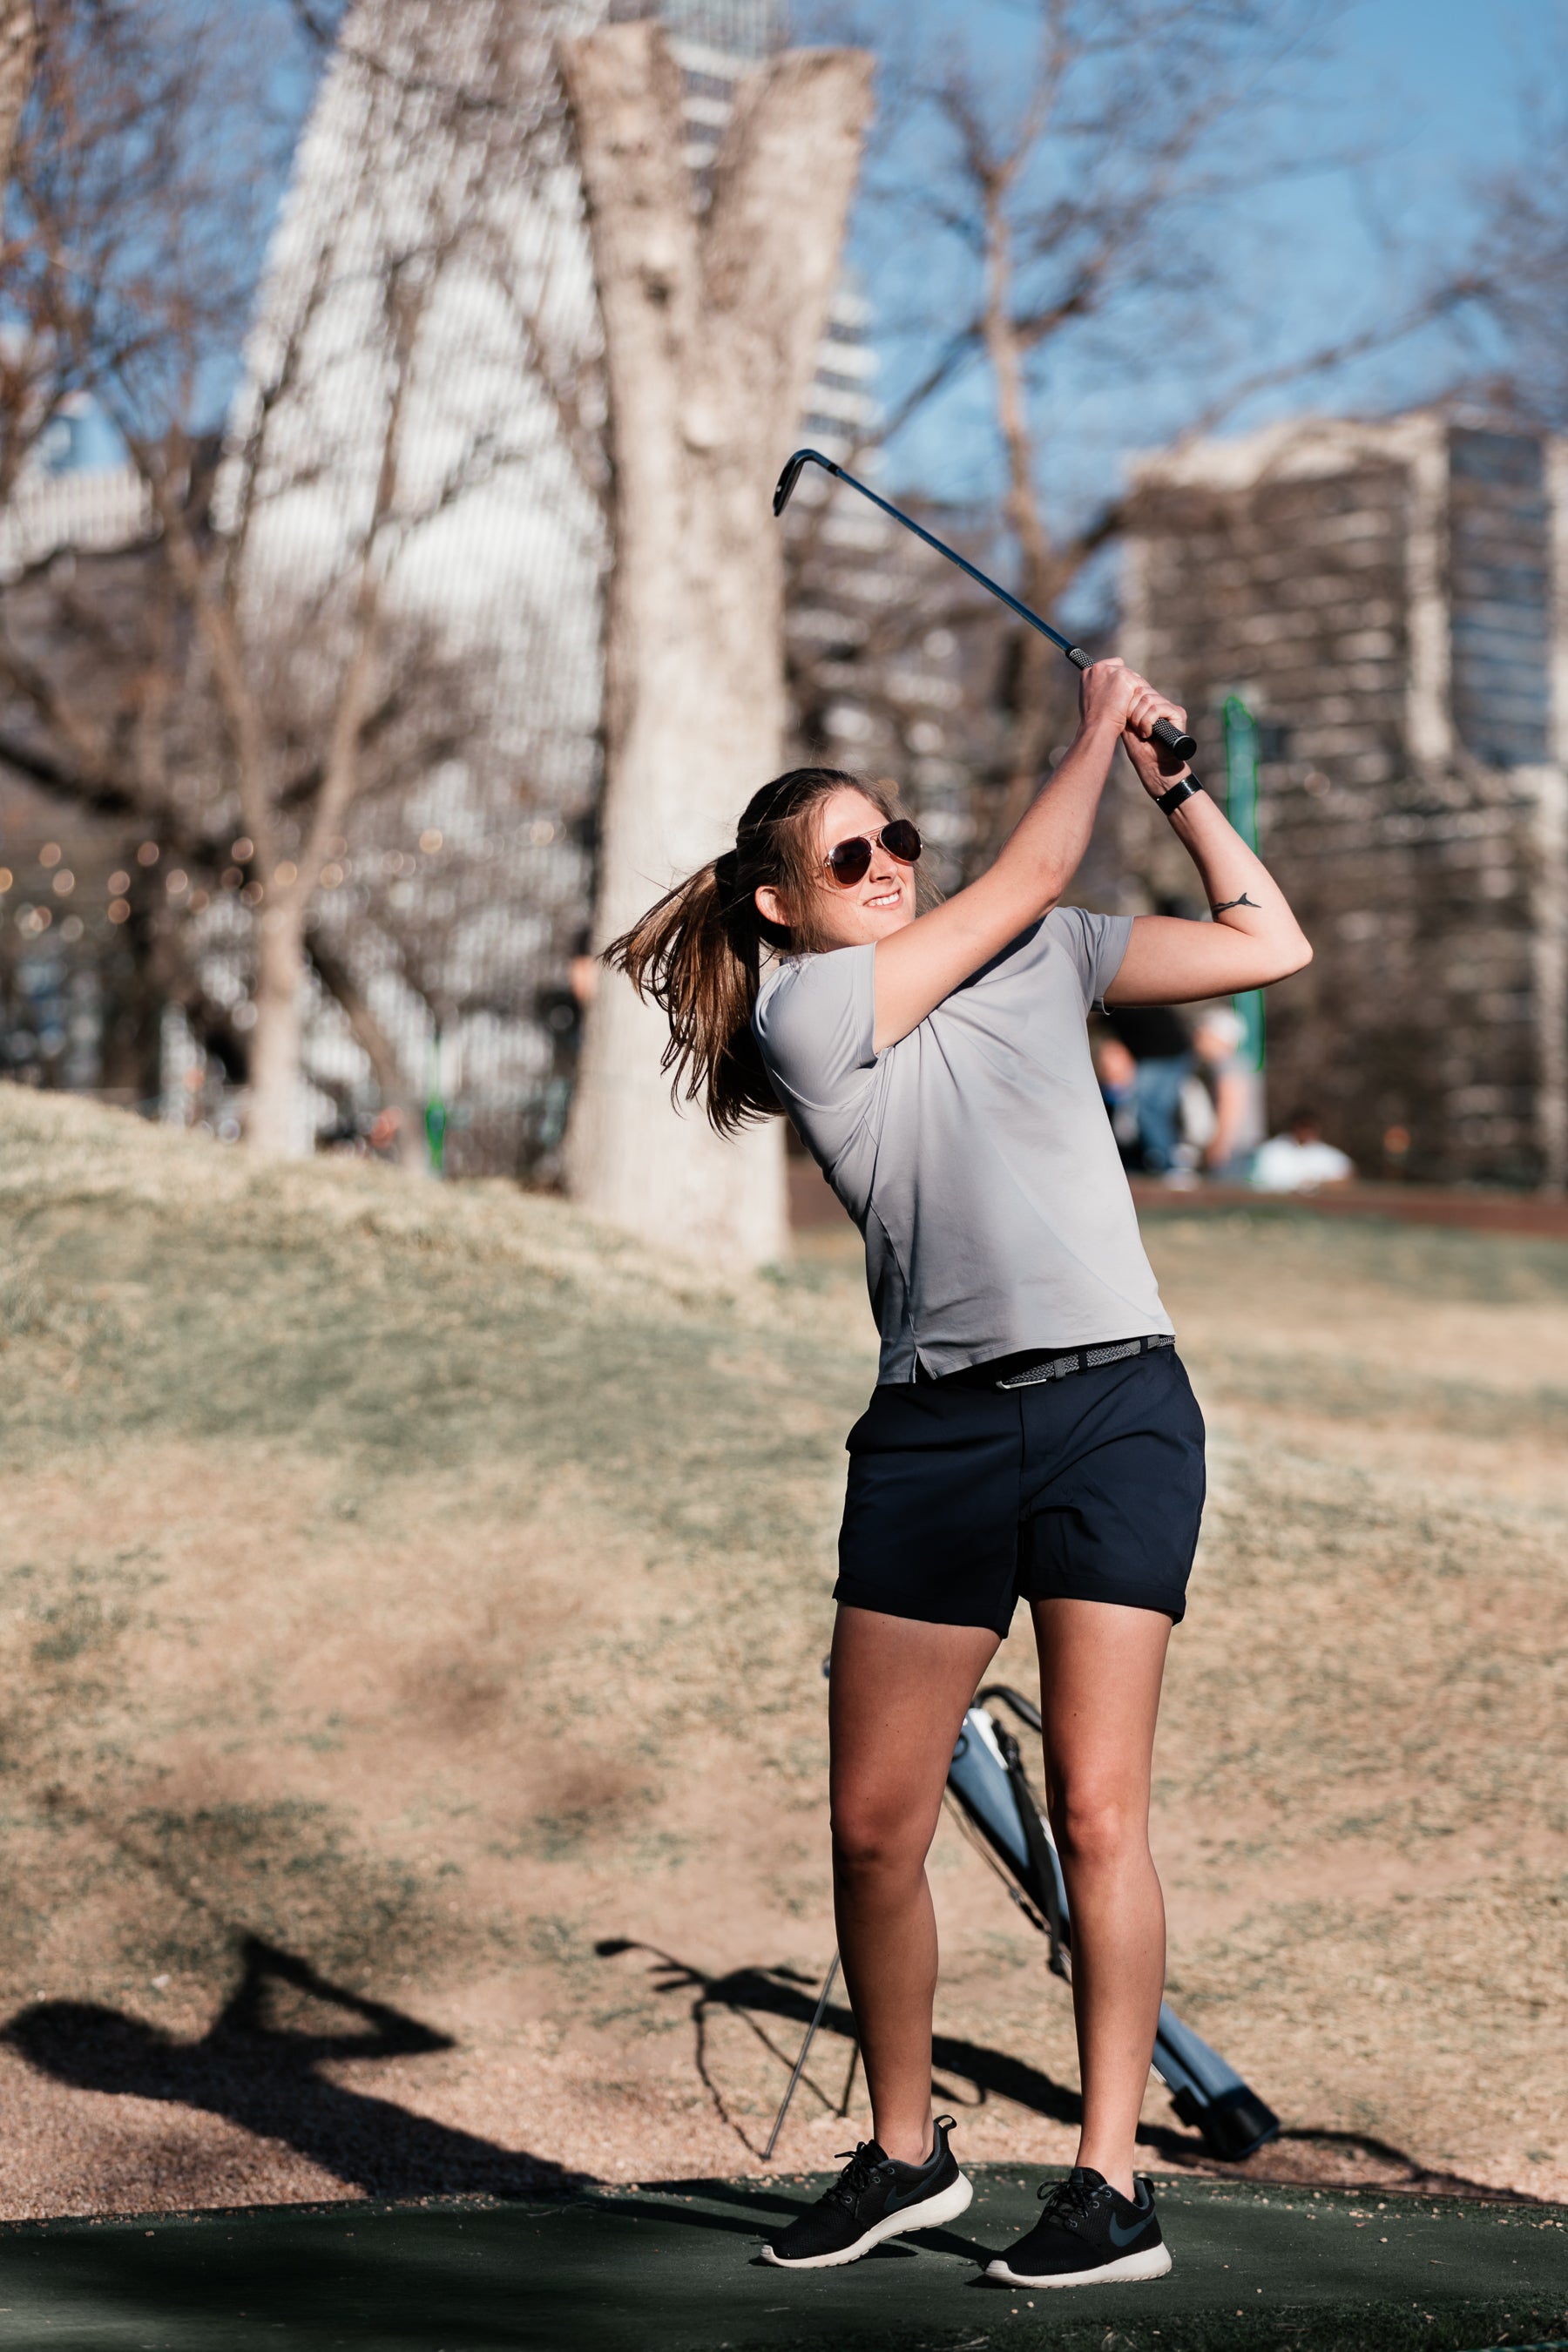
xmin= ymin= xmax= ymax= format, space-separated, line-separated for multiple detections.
xmin=1092 ymin=1029 xmax=1142 ymax=1167
xmin=1251 ymin=1108 xmax=1354 ymax=1192
xmin=609 ymin=659 xmax=1311 ymax=2291
xmin=1190 ymin=1005 xmax=1263 ymax=1179
xmin=1171 ymin=1063 xmax=1214 ymax=1183
xmin=1103 ymin=997 xmax=1192 ymax=1176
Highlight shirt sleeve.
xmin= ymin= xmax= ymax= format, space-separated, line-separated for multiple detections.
xmin=753 ymin=943 xmax=877 ymax=1109
xmin=1046 ymin=906 xmax=1134 ymax=1013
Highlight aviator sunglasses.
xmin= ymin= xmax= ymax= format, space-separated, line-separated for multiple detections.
xmin=822 ymin=818 xmax=923 ymax=888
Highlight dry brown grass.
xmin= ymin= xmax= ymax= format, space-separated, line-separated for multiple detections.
xmin=0 ymin=1084 xmax=1562 ymax=2217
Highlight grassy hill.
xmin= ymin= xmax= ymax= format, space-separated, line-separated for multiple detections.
xmin=0 ymin=1084 xmax=1563 ymax=2218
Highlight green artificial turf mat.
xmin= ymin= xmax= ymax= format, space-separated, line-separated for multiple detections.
xmin=0 ymin=2170 xmax=1562 ymax=2351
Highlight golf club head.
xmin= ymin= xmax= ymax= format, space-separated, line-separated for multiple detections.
xmin=773 ymin=448 xmax=831 ymax=517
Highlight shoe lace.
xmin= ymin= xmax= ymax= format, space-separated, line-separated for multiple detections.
xmin=826 ymin=2141 xmax=883 ymax=2208
xmin=1035 ymin=2172 xmax=1106 ymax=2235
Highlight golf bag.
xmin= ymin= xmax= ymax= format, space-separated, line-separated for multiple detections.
xmin=949 ymin=1685 xmax=1279 ymax=2162
xmin=765 ymin=1684 xmax=1279 ymax=2164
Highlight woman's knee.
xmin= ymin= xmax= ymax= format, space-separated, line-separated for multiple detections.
xmin=1046 ymin=1777 xmax=1149 ymax=1871
xmin=830 ymin=1793 xmax=934 ymax=1884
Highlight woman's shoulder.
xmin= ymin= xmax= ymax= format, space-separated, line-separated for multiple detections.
xmin=754 ymin=942 xmax=873 ymax=1024
xmin=753 ymin=943 xmax=878 ymax=1098
xmin=971 ymin=907 xmax=1096 ymax=980
xmin=961 ymin=906 xmax=1131 ymax=1015
xmin=1040 ymin=902 xmax=1121 ymax=948
xmin=978 ymin=905 xmax=1113 ymax=963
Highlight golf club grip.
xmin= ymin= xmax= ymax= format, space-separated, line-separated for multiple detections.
xmin=1064 ymin=646 xmax=1198 ymax=761
xmin=1152 ymin=715 xmax=1199 ymax=761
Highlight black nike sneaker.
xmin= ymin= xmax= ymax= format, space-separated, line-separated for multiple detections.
xmin=984 ymin=2166 xmax=1171 ymax=2288
xmin=761 ymin=2115 xmax=972 ymax=2270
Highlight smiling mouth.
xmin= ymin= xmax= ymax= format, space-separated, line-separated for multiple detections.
xmin=865 ymin=888 xmax=902 ymax=909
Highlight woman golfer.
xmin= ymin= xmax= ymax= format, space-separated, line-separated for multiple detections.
xmin=610 ymin=659 xmax=1310 ymax=2288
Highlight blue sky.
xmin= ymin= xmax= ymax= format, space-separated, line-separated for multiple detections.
xmin=91 ymin=0 xmax=1553 ymax=546
xmin=862 ymin=0 xmax=1557 ymax=527
xmin=1339 ymin=0 xmax=1531 ymax=156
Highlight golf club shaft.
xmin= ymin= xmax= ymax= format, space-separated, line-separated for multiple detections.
xmin=774 ymin=448 xmax=1198 ymax=765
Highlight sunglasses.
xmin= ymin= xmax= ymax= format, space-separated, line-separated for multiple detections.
xmin=822 ymin=818 xmax=923 ymax=888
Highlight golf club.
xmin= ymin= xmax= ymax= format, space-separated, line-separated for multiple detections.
xmin=774 ymin=447 xmax=1199 ymax=765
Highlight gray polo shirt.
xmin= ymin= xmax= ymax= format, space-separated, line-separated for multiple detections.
xmin=754 ymin=907 xmax=1173 ymax=1382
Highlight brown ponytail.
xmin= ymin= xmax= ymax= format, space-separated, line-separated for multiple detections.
xmin=605 ymin=767 xmax=901 ymax=1136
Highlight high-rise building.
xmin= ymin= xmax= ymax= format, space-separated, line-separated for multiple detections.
xmin=228 ymin=0 xmax=884 ymax=1174
xmin=0 ymin=3 xmax=983 ymax=1174
xmin=1125 ymin=412 xmax=1568 ymax=1187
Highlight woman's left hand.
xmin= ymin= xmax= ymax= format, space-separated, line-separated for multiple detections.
xmin=1121 ymin=700 xmax=1190 ymax=796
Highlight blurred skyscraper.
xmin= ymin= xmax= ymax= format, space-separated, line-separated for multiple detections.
xmin=228 ymin=0 xmax=890 ymax=1173
xmin=1126 ymin=413 xmax=1568 ymax=1189
xmin=0 ymin=1 xmax=989 ymax=1171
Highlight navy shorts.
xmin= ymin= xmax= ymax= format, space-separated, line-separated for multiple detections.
xmin=835 ymin=1347 xmax=1206 ymax=1638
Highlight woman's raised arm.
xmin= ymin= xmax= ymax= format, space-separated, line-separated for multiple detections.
xmin=872 ymin=663 xmax=1184 ymax=1050
xmin=1105 ymin=733 xmax=1312 ymax=1007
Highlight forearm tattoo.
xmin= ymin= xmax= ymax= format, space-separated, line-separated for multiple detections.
xmin=1211 ymin=892 xmax=1260 ymax=916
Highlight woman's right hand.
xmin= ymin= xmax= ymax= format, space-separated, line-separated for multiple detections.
xmin=1078 ymin=657 xmax=1184 ymax=747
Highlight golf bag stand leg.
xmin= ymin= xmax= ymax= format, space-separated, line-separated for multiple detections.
xmin=764 ymin=1952 xmax=857 ymax=2160
xmin=839 ymin=2034 xmax=860 ymax=2116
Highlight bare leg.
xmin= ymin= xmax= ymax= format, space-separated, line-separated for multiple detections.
xmin=828 ymin=1604 xmax=997 ymax=2165
xmin=1031 ymin=1597 xmax=1172 ymax=2199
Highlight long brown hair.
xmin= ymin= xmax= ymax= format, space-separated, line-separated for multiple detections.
xmin=605 ymin=767 xmax=901 ymax=1136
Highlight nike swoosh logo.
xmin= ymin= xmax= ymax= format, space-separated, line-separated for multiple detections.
xmin=1108 ymin=2214 xmax=1149 ymax=2247
xmin=885 ymin=2172 xmax=946 ymax=2213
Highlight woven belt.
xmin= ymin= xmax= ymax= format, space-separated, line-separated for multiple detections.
xmin=993 ymin=1333 xmax=1174 ymax=1391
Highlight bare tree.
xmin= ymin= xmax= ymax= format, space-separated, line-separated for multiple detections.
xmin=560 ymin=18 xmax=872 ymax=1267
xmin=0 ymin=2 xmax=280 ymax=505
xmin=167 ymin=6 xmax=599 ymax=1156
xmin=0 ymin=2 xmax=296 ymax=1100
xmin=0 ymin=0 xmax=34 ymax=187
xmin=799 ymin=0 xmax=1482 ymax=875
xmin=0 ymin=2 xmax=601 ymax=1161
xmin=1468 ymin=68 xmax=1568 ymax=431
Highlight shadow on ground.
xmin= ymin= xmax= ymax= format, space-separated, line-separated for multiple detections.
xmin=4 ymin=1936 xmax=579 ymax=2201
xmin=598 ymin=1939 xmax=1521 ymax=2200
xmin=597 ymin=1936 xmax=1086 ymax=2158
xmin=4 ymin=1929 xmax=1513 ymax=2220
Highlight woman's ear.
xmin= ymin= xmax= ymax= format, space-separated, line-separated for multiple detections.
xmin=754 ymin=883 xmax=789 ymax=929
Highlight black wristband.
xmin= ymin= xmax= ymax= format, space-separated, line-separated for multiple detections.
xmin=1155 ymin=773 xmax=1205 ymax=816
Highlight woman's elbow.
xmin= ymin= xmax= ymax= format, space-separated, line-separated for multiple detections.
xmin=1268 ymin=931 xmax=1312 ymax=983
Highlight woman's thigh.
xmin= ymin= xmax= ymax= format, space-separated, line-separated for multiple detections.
xmin=829 ymin=1604 xmax=999 ymax=1856
xmin=1029 ymin=1598 xmax=1171 ymax=1830
xmin=1018 ymin=1351 xmax=1206 ymax=1625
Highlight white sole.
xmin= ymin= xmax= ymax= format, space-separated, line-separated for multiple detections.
xmin=986 ymin=2240 xmax=1173 ymax=2288
xmin=761 ymin=2171 xmax=974 ymax=2270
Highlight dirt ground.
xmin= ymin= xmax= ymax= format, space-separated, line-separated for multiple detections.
xmin=0 ymin=1086 xmax=1563 ymax=2220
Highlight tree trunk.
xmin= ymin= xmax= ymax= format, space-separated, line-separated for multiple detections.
xmin=309 ymin=931 xmax=429 ymax=1174
xmin=247 ymin=905 xmax=308 ymax=1159
xmin=560 ymin=21 xmax=872 ymax=1267
xmin=0 ymin=2 xmax=34 ymax=189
